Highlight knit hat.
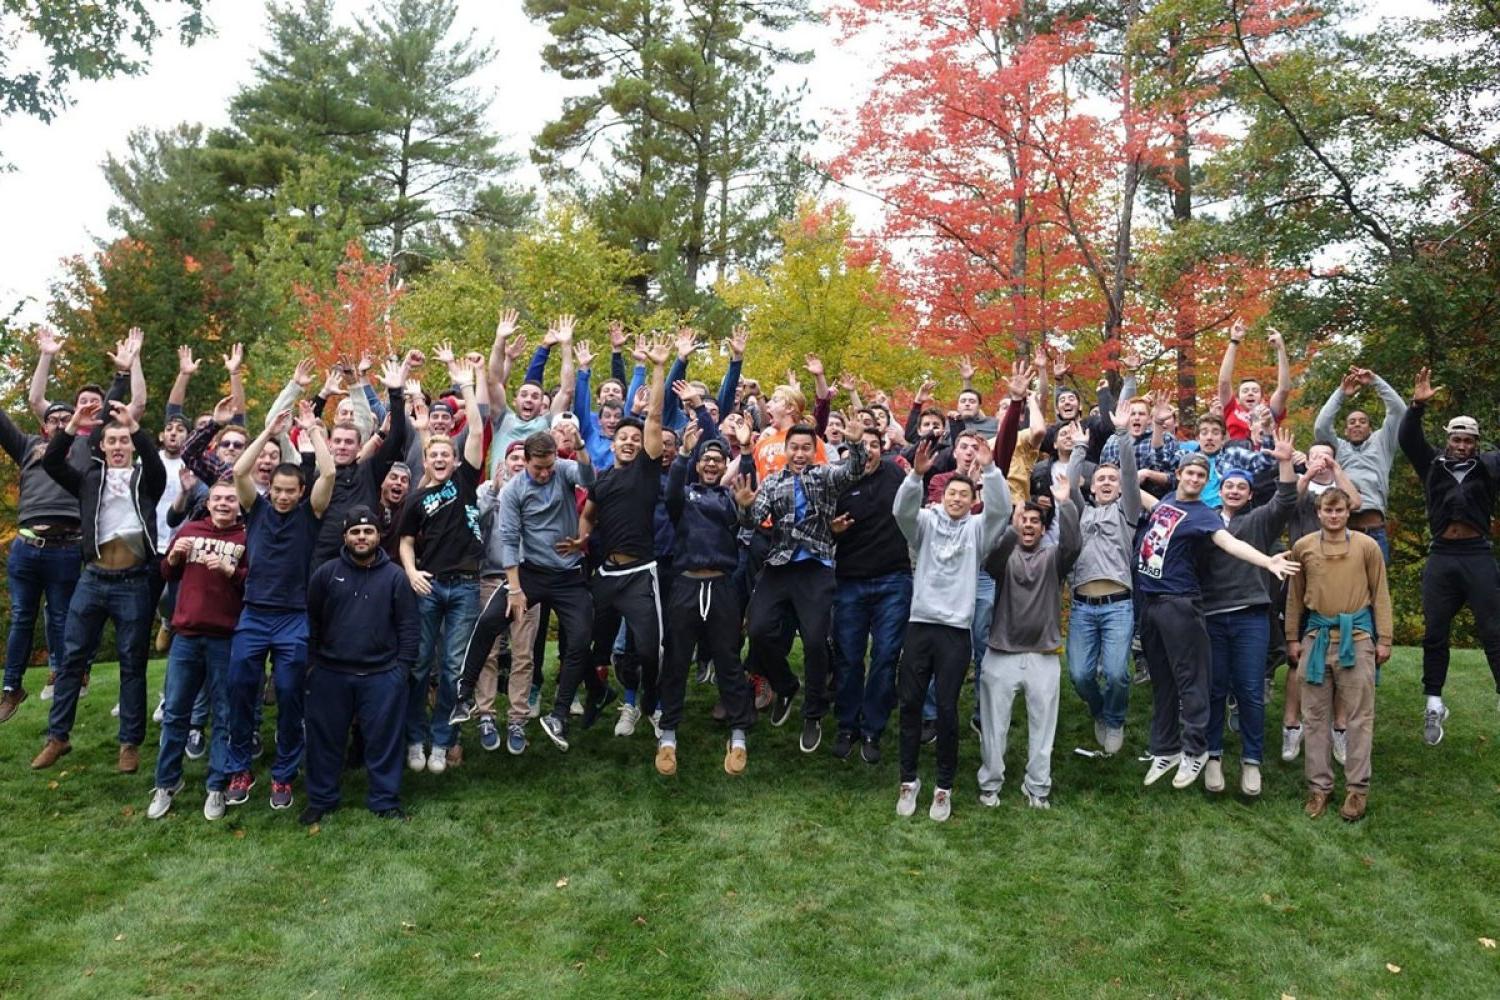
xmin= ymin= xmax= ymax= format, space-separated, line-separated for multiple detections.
xmin=1220 ymin=467 xmax=1253 ymax=485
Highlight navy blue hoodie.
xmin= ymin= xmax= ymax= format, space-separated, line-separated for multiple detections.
xmin=306 ymin=545 xmax=419 ymax=674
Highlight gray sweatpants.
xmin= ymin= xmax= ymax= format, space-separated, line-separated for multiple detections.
xmin=976 ymin=650 xmax=1060 ymax=799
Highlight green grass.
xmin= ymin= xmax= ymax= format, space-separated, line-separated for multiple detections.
xmin=1 ymin=647 xmax=1499 ymax=998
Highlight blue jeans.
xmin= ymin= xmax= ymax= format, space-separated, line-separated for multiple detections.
xmin=4 ymin=540 xmax=81 ymax=690
xmin=1357 ymin=524 xmax=1390 ymax=563
xmin=923 ymin=572 xmax=994 ymax=722
xmin=155 ymin=634 xmax=232 ymax=791
xmin=1065 ymin=598 xmax=1134 ymax=728
xmin=47 ymin=565 xmax=152 ymax=745
xmin=831 ymin=571 xmax=912 ymax=740
xmin=228 ymin=608 xmax=308 ymax=781
xmin=407 ymin=578 xmax=480 ymax=749
xmin=1206 ymin=608 xmax=1270 ymax=764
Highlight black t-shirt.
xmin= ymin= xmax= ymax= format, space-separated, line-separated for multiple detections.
xmin=588 ymin=453 xmax=661 ymax=561
xmin=400 ymin=460 xmax=483 ymax=576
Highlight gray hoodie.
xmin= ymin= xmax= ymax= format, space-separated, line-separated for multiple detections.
xmin=1066 ymin=427 xmax=1141 ymax=592
xmin=894 ymin=464 xmax=1010 ymax=629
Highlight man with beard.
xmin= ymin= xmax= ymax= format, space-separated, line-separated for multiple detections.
xmin=1314 ymin=366 xmax=1406 ymax=560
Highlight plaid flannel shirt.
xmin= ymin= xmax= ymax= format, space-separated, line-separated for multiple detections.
xmin=1100 ymin=430 xmax=1178 ymax=473
xmin=743 ymin=438 xmax=866 ymax=565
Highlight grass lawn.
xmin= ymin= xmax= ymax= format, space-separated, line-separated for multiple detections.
xmin=1 ymin=646 xmax=1498 ymax=998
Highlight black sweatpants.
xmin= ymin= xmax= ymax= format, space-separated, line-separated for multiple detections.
xmin=897 ymin=622 xmax=970 ymax=788
xmin=1421 ymin=539 xmax=1500 ymax=696
xmin=519 ymin=564 xmax=601 ymax=720
xmin=658 ymin=575 xmax=753 ymax=731
xmin=1141 ymin=593 xmax=1212 ymax=757
xmin=589 ymin=561 xmax=663 ymax=709
xmin=305 ymin=665 xmax=407 ymax=813
xmin=457 ymin=576 xmax=511 ymax=700
xmin=746 ymin=560 xmax=835 ymax=719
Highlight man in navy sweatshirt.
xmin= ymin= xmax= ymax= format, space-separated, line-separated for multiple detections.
xmin=301 ymin=507 xmax=420 ymax=824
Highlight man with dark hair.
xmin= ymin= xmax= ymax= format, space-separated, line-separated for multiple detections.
xmin=312 ymin=360 xmax=410 ymax=564
xmin=301 ymin=506 xmax=420 ymax=825
xmin=1399 ymin=368 xmax=1500 ymax=746
xmin=1314 ymin=366 xmax=1406 ymax=560
xmin=1217 ymin=321 xmax=1291 ymax=441
xmin=224 ymin=401 xmax=335 ymax=811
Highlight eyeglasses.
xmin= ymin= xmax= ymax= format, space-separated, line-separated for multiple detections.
xmin=218 ymin=440 xmax=247 ymax=451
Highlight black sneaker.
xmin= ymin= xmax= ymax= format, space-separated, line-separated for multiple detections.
xmin=695 ymin=660 xmax=714 ymax=685
xmin=800 ymin=718 xmax=822 ymax=753
xmin=832 ymin=729 xmax=856 ymax=760
xmin=184 ymin=728 xmax=207 ymax=760
xmin=770 ymin=683 xmax=799 ymax=727
xmin=449 ymin=694 xmax=478 ymax=727
xmin=969 ymin=715 xmax=982 ymax=737
xmin=581 ymin=685 xmax=618 ymax=730
xmin=920 ymin=719 xmax=938 ymax=745
xmin=540 ymin=714 xmax=571 ymax=752
xmin=250 ymin=731 xmax=264 ymax=760
xmin=860 ymin=737 xmax=881 ymax=765
xmin=374 ymin=807 xmax=409 ymax=821
xmin=298 ymin=805 xmax=332 ymax=826
xmin=225 ymin=771 xmax=254 ymax=806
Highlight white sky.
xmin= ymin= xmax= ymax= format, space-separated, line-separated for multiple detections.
xmin=0 ymin=2 xmax=873 ymax=324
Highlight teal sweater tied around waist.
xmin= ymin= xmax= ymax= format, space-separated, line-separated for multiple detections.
xmin=1303 ymin=607 xmax=1375 ymax=685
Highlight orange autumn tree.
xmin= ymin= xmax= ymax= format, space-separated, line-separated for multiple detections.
xmin=293 ymin=242 xmax=405 ymax=369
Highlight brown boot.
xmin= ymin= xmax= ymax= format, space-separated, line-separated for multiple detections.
xmin=154 ymin=620 xmax=172 ymax=654
xmin=31 ymin=737 xmax=71 ymax=770
xmin=1339 ymin=790 xmax=1367 ymax=822
xmin=447 ymin=744 xmax=463 ymax=769
xmin=1304 ymin=790 xmax=1331 ymax=819
xmin=118 ymin=744 xmax=141 ymax=774
xmin=0 ymin=687 xmax=27 ymax=724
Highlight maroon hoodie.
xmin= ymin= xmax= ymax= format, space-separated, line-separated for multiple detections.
xmin=160 ymin=517 xmax=248 ymax=637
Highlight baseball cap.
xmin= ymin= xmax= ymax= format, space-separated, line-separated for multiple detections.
xmin=342 ymin=505 xmax=379 ymax=532
xmin=1221 ymin=467 xmax=1254 ymax=485
xmin=700 ymin=439 xmax=728 ymax=459
xmin=43 ymin=402 xmax=74 ymax=421
xmin=1445 ymin=416 xmax=1479 ymax=437
xmin=1178 ymin=453 xmax=1210 ymax=473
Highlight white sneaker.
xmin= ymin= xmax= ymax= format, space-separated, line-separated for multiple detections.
xmin=110 ymin=702 xmax=120 ymax=718
xmin=427 ymin=746 xmax=448 ymax=774
xmin=1094 ymin=719 xmax=1108 ymax=749
xmin=897 ymin=778 xmax=921 ymax=817
xmin=1241 ymin=763 xmax=1262 ymax=797
xmin=614 ymin=703 xmax=641 ymax=737
xmin=152 ymin=693 xmax=165 ymax=724
xmin=1280 ymin=726 xmax=1303 ymax=762
xmin=569 ymin=694 xmax=585 ymax=717
xmin=929 ymin=787 xmax=952 ymax=822
xmin=978 ymin=789 xmax=1000 ymax=808
xmin=1423 ymin=704 xmax=1448 ymax=746
xmin=1143 ymin=753 xmax=1181 ymax=786
xmin=1332 ymin=728 xmax=1348 ymax=766
xmin=406 ymin=743 xmax=427 ymax=772
xmin=1173 ymin=752 xmax=1208 ymax=789
xmin=39 ymin=680 xmax=55 ymax=701
xmin=203 ymin=790 xmax=226 ymax=821
xmin=649 ymin=709 xmax=663 ymax=739
xmin=1204 ymin=757 xmax=1225 ymax=793
xmin=146 ymin=780 xmax=184 ymax=820
xmin=1022 ymin=788 xmax=1050 ymax=810
xmin=1104 ymin=726 xmax=1124 ymax=755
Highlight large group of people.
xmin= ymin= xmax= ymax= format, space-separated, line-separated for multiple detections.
xmin=1 ymin=315 xmax=1496 ymax=828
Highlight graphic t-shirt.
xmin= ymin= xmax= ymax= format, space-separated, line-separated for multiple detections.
xmin=1135 ymin=493 xmax=1223 ymax=596
xmin=400 ymin=459 xmax=483 ymax=576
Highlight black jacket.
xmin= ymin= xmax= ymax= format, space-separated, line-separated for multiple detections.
xmin=834 ymin=459 xmax=911 ymax=580
xmin=1399 ymin=402 xmax=1500 ymax=540
xmin=666 ymin=453 xmax=743 ymax=575
xmin=42 ymin=426 xmax=167 ymax=562
xmin=313 ymin=387 xmax=409 ymax=564
xmin=306 ymin=546 xmax=420 ymax=674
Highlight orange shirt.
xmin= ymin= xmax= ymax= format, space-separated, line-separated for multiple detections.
xmin=753 ymin=426 xmax=827 ymax=482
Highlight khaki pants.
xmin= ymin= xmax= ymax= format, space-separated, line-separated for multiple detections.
xmin=477 ymin=576 xmax=534 ymax=725
xmin=1299 ymin=635 xmax=1376 ymax=794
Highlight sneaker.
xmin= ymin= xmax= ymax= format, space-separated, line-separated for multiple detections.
xmin=770 ymin=684 xmax=799 ymax=727
xmin=449 ymin=695 xmax=477 ymax=727
xmin=723 ymin=742 xmax=747 ymax=776
xmin=920 ymin=719 xmax=938 ymax=745
xmin=1131 ymin=662 xmax=1150 ymax=686
xmin=799 ymin=718 xmax=822 ymax=753
xmin=269 ymin=781 xmax=293 ymax=810
xmin=527 ymin=685 xmax=541 ymax=719
xmin=299 ymin=805 xmax=329 ymax=826
xmin=0 ymin=687 xmax=26 ymax=724
xmin=1280 ymin=726 xmax=1303 ymax=762
xmin=1103 ymin=726 xmax=1124 ymax=755
xmin=40 ymin=672 xmax=56 ymax=701
xmin=540 ymin=714 xmax=570 ymax=752
xmin=1423 ymin=704 xmax=1449 ymax=746
xmin=969 ymin=715 xmax=982 ymax=737
xmin=832 ymin=730 xmax=856 ymax=760
xmin=1022 ymin=788 xmax=1050 ymax=810
xmin=184 ymin=728 xmax=207 ymax=760
xmin=250 ymin=732 xmax=264 ymax=760
xmin=696 ymin=659 xmax=714 ymax=685
xmin=1228 ymin=696 xmax=1240 ymax=734
xmin=152 ymin=693 xmax=165 ymax=724
xmin=374 ymin=807 xmax=409 ymax=821
xmin=896 ymin=778 xmax=921 ymax=817
xmin=117 ymin=744 xmax=140 ymax=774
xmin=225 ymin=771 xmax=254 ymax=806
xmin=1332 ymin=728 xmax=1348 ymax=766
xmin=1143 ymin=753 xmax=1181 ymax=786
xmin=979 ymin=789 xmax=1000 ymax=808
xmin=203 ymin=790 xmax=226 ymax=821
xmin=614 ymin=703 xmax=641 ymax=737
xmin=406 ymin=743 xmax=427 ymax=773
xmin=860 ymin=737 xmax=881 ymax=765
xmin=569 ymin=694 xmax=585 ymax=717
xmin=1204 ymin=757 xmax=1225 ymax=793
xmin=649 ymin=709 xmax=663 ymax=739
xmin=1172 ymin=751 xmax=1208 ymax=789
xmin=752 ymin=675 xmax=774 ymax=711
xmin=110 ymin=702 xmax=120 ymax=718
xmin=655 ymin=743 xmax=678 ymax=776
xmin=581 ymin=685 xmax=618 ymax=729
xmin=78 ymin=672 xmax=89 ymax=697
xmin=929 ymin=787 xmax=952 ymax=822
xmin=427 ymin=746 xmax=448 ymax=774
xmin=506 ymin=722 xmax=528 ymax=755
xmin=146 ymin=780 xmax=185 ymax=820
xmin=478 ymin=717 xmax=501 ymax=751
xmin=1241 ymin=763 xmax=1262 ymax=797
xmin=1094 ymin=719 xmax=1108 ymax=749
xmin=30 ymin=737 xmax=71 ymax=769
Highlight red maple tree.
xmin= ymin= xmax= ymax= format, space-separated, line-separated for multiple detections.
xmin=293 ymin=242 xmax=404 ymax=368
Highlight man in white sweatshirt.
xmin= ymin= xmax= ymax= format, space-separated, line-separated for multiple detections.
xmin=893 ymin=432 xmax=1011 ymax=823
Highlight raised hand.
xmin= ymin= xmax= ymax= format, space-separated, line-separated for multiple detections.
xmin=912 ymin=438 xmax=936 ymax=477
xmin=729 ymin=324 xmax=749 ymax=359
xmin=1151 ymin=391 xmax=1174 ymax=425
xmin=1412 ymin=367 xmax=1441 ymax=404
xmin=211 ymin=395 xmax=235 ymax=426
xmin=785 ymin=367 xmax=801 ymax=389
xmin=295 ymin=399 xmax=319 ymax=432
xmin=733 ymin=480 xmax=756 ymax=509
xmin=382 ymin=358 xmax=406 ymax=391
xmin=403 ymin=348 xmax=426 ymax=370
xmin=574 ymin=341 xmax=595 ymax=370
xmin=1050 ymin=474 xmax=1071 ymax=508
xmin=1121 ymin=347 xmax=1142 ymax=372
xmin=67 ymin=400 xmax=102 ymax=433
xmin=1266 ymin=328 xmax=1284 ymax=351
xmin=1229 ymin=318 xmax=1246 ymax=344
xmin=496 ymin=308 xmax=520 ymax=341
xmin=555 ymin=314 xmax=576 ymax=345
xmin=504 ymin=335 xmax=529 ymax=363
xmin=1007 ymin=360 xmax=1036 ymax=400
xmin=357 ymin=353 xmax=374 ymax=376
xmin=1340 ymin=368 xmax=1361 ymax=396
xmin=914 ymin=378 xmax=937 ymax=405
xmin=672 ymin=379 xmax=702 ymax=409
xmin=268 ymin=408 xmax=293 ymax=437
xmin=222 ymin=342 xmax=244 ymax=373
xmin=108 ymin=399 xmax=139 ymax=434
xmin=541 ymin=321 xmax=560 ymax=348
xmin=974 ymin=437 xmax=994 ymax=469
xmin=410 ymin=398 xmax=429 ymax=433
xmin=681 ymin=420 xmax=702 ymax=454
xmin=957 ymin=354 xmax=975 ymax=380
xmin=321 ymin=367 xmax=346 ymax=397
xmin=1272 ymin=424 xmax=1295 ymax=463
xmin=107 ymin=335 xmax=138 ymax=372
xmin=838 ymin=371 xmax=858 ymax=393
xmin=1353 ymin=367 xmax=1376 ymax=386
xmin=804 ymin=354 xmax=825 ymax=378
xmin=644 ymin=337 xmax=673 ymax=368
xmin=1266 ymin=551 xmax=1300 ymax=581
xmin=631 ymin=333 xmax=649 ymax=364
xmin=293 ymin=358 xmax=317 ymax=389
xmin=674 ymin=326 xmax=699 ymax=360
xmin=435 ymin=341 xmax=456 ymax=366
xmin=733 ymin=417 xmax=752 ymax=449
xmin=37 ymin=327 xmax=63 ymax=356
xmin=178 ymin=346 xmax=200 ymax=376
xmin=608 ymin=320 xmax=628 ymax=351
xmin=1052 ymin=352 xmax=1071 ymax=380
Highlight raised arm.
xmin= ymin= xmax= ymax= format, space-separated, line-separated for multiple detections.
xmin=223 ymin=342 xmax=246 ymax=423
xmin=296 ymin=401 xmax=336 ymax=515
xmin=168 ymin=346 xmax=198 ymax=419
xmin=1361 ymin=368 xmax=1407 ymax=450
xmin=1399 ymin=368 xmax=1439 ymax=479
xmin=1267 ymin=329 xmax=1291 ymax=417
xmin=236 ymin=409 xmax=291 ymax=509
xmin=642 ymin=336 xmax=670 ymax=460
xmin=1217 ymin=319 xmax=1244 ymax=410
xmin=29 ymin=328 xmax=63 ymax=421
xmin=487 ymin=309 xmax=520 ymax=413
xmin=452 ymin=357 xmax=485 ymax=471
xmin=718 ymin=325 xmax=748 ymax=416
xmin=1314 ymin=370 xmax=1352 ymax=446
xmin=1212 ymin=528 xmax=1299 ymax=580
xmin=977 ymin=444 xmax=1013 ymax=553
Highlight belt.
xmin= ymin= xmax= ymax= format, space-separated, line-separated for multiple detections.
xmin=86 ymin=563 xmax=150 ymax=580
xmin=432 ymin=572 xmax=479 ymax=584
xmin=18 ymin=528 xmax=82 ymax=549
xmin=1348 ymin=510 xmax=1385 ymax=529
xmin=1074 ymin=590 xmax=1131 ymax=607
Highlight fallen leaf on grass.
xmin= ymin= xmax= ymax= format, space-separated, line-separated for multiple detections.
xmin=633 ymin=916 xmax=647 ymax=927
xmin=47 ymin=781 xmax=58 ymax=790
xmin=401 ymin=921 xmax=416 ymax=932
xmin=1386 ymin=963 xmax=1401 ymax=974
xmin=556 ymin=877 xmax=569 ymax=889
xmin=58 ymin=771 xmax=69 ymax=778
xmin=233 ymin=829 xmax=246 ymax=839
xmin=471 ymin=953 xmax=481 ymax=960
xmin=307 ymin=825 xmax=319 ymax=837
xmin=655 ymin=948 xmax=667 ymax=958
xmin=121 ymin=805 xmax=134 ymax=818
xmin=113 ymin=934 xmax=125 ymax=942
xmin=1480 ymin=938 xmax=1497 ymax=949
xmin=1281 ymin=993 xmax=1295 ymax=1000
